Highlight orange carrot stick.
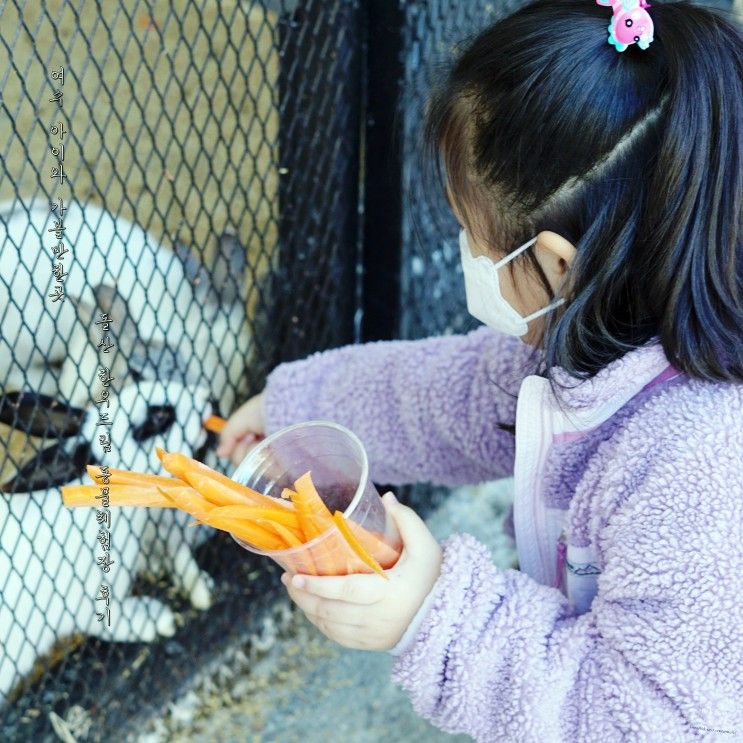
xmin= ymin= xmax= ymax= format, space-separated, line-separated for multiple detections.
xmin=183 ymin=470 xmax=286 ymax=511
xmin=156 ymin=485 xmax=215 ymax=521
xmin=202 ymin=513 xmax=286 ymax=550
xmin=255 ymin=520 xmax=323 ymax=577
xmin=256 ymin=519 xmax=304 ymax=549
xmin=184 ymin=470 xmax=261 ymax=508
xmin=260 ymin=516 xmax=321 ymax=576
xmin=291 ymin=473 xmax=399 ymax=572
xmin=332 ymin=511 xmax=388 ymax=579
xmin=290 ymin=471 xmax=337 ymax=574
xmin=62 ymin=484 xmax=177 ymax=508
xmin=159 ymin=450 xmax=292 ymax=510
xmin=208 ymin=505 xmax=300 ymax=531
xmin=271 ymin=486 xmax=322 ymax=574
xmin=86 ymin=465 xmax=187 ymax=490
xmin=342 ymin=518 xmax=401 ymax=569
xmin=291 ymin=472 xmax=335 ymax=536
xmin=204 ymin=415 xmax=226 ymax=433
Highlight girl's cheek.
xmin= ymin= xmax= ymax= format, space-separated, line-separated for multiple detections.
xmin=500 ymin=265 xmax=531 ymax=315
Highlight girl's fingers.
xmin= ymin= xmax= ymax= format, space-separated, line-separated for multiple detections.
xmin=286 ymin=571 xmax=385 ymax=604
xmin=217 ymin=431 xmax=256 ymax=458
xmin=230 ymin=438 xmax=257 ymax=467
xmin=218 ymin=428 xmax=244 ymax=450
xmin=216 ymin=433 xmax=237 ymax=456
xmin=219 ymin=412 xmax=255 ymax=443
xmin=227 ymin=445 xmax=245 ymax=467
xmin=284 ymin=584 xmax=373 ymax=626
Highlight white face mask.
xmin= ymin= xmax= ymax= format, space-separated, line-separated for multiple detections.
xmin=459 ymin=229 xmax=566 ymax=337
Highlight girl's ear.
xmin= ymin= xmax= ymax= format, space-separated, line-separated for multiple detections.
xmin=535 ymin=231 xmax=576 ymax=269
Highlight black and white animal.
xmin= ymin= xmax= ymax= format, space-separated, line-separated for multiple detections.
xmin=0 ymin=197 xmax=253 ymax=421
xmin=0 ymin=379 xmax=216 ymax=702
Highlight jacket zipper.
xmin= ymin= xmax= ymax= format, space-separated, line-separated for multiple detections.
xmin=554 ymin=529 xmax=568 ymax=593
xmin=534 ymin=379 xmax=555 ymax=585
xmin=513 ymin=375 xmax=552 ymax=584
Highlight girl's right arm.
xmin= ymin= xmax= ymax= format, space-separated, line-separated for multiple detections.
xmin=260 ymin=326 xmax=537 ymax=487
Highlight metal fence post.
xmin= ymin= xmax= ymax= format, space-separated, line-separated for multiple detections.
xmin=274 ymin=0 xmax=365 ymax=367
xmin=360 ymin=0 xmax=406 ymax=343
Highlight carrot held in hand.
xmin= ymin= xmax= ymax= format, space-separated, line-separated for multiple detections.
xmin=156 ymin=485 xmax=215 ymax=521
xmin=158 ymin=448 xmax=292 ymax=510
xmin=65 ymin=448 xmax=399 ymax=580
xmin=290 ymin=472 xmax=335 ymax=537
xmin=342 ymin=517 xmax=401 ymax=569
xmin=204 ymin=415 xmax=226 ymax=433
xmin=257 ymin=518 xmax=323 ymax=575
xmin=203 ymin=512 xmax=286 ymax=551
xmin=332 ymin=510 xmax=389 ymax=579
xmin=257 ymin=519 xmax=304 ymax=549
xmin=288 ymin=472 xmax=339 ymax=575
xmin=208 ymin=504 xmax=301 ymax=533
xmin=185 ymin=470 xmax=282 ymax=510
xmin=256 ymin=519 xmax=321 ymax=576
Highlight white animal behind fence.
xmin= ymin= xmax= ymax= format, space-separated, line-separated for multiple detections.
xmin=1 ymin=196 xmax=260 ymax=539
xmin=0 ymin=379 xmax=216 ymax=703
xmin=0 ymin=198 xmax=264 ymax=702
xmin=0 ymin=197 xmax=254 ymax=418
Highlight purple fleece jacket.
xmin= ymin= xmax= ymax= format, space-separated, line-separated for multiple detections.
xmin=262 ymin=327 xmax=743 ymax=742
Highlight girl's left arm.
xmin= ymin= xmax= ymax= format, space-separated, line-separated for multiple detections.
xmin=390 ymin=437 xmax=743 ymax=741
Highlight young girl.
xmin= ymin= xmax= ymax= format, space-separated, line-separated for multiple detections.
xmin=218 ymin=0 xmax=742 ymax=739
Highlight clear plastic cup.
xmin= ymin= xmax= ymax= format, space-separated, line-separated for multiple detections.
xmin=229 ymin=420 xmax=402 ymax=577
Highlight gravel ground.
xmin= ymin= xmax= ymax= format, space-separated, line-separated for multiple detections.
xmin=134 ymin=478 xmax=517 ymax=743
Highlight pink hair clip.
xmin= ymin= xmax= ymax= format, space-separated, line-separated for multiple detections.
xmin=596 ymin=0 xmax=655 ymax=52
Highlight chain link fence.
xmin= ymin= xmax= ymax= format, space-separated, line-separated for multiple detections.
xmin=1 ymin=0 xmax=362 ymax=738
xmin=1 ymin=0 xmax=738 ymax=740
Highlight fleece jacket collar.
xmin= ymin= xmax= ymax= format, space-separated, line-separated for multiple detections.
xmin=544 ymin=337 xmax=675 ymax=429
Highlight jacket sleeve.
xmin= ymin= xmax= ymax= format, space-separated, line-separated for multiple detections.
xmin=261 ymin=326 xmax=537 ymax=487
xmin=389 ymin=439 xmax=743 ymax=741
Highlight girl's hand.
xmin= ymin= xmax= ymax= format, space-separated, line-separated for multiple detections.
xmin=280 ymin=492 xmax=443 ymax=651
xmin=216 ymin=392 xmax=266 ymax=468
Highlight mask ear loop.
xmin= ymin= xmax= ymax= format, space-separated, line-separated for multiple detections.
xmin=523 ymin=296 xmax=566 ymax=323
xmin=492 ymin=236 xmax=538 ymax=270
xmin=495 ymin=235 xmax=569 ymax=323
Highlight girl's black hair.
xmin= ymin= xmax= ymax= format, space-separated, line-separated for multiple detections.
xmin=423 ymin=0 xmax=743 ymax=405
